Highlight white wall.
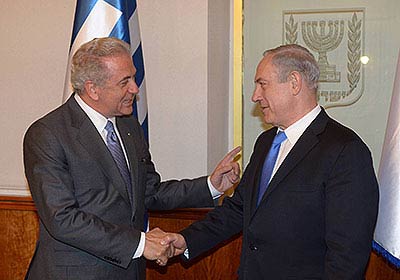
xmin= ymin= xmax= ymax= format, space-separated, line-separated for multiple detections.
xmin=139 ymin=1 xmax=209 ymax=179
xmin=0 ymin=0 xmax=231 ymax=195
xmin=138 ymin=0 xmax=231 ymax=179
xmin=207 ymin=1 xmax=231 ymax=173
xmin=0 ymin=1 xmax=75 ymax=195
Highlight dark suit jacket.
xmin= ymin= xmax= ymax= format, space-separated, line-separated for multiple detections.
xmin=181 ymin=109 xmax=379 ymax=280
xmin=23 ymin=95 xmax=214 ymax=280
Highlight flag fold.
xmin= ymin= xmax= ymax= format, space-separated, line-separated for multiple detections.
xmin=373 ymin=50 xmax=400 ymax=268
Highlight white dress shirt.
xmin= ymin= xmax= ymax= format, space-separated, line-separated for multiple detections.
xmin=271 ymin=105 xmax=321 ymax=182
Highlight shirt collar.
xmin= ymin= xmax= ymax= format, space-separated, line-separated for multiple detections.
xmin=282 ymin=105 xmax=321 ymax=145
xmin=74 ymin=94 xmax=116 ymax=133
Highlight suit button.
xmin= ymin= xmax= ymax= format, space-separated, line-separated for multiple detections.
xmin=249 ymin=244 xmax=258 ymax=251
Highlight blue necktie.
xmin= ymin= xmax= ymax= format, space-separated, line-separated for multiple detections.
xmin=105 ymin=121 xmax=133 ymax=204
xmin=257 ymin=131 xmax=287 ymax=206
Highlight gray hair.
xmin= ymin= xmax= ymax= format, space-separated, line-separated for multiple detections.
xmin=71 ymin=37 xmax=131 ymax=94
xmin=263 ymin=44 xmax=320 ymax=92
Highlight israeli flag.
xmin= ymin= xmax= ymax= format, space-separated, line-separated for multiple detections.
xmin=63 ymin=0 xmax=148 ymax=139
xmin=373 ymin=49 xmax=400 ymax=268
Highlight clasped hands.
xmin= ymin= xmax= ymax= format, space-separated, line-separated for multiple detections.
xmin=143 ymin=228 xmax=186 ymax=266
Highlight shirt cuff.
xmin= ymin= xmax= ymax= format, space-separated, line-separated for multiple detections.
xmin=132 ymin=232 xmax=146 ymax=259
xmin=207 ymin=176 xmax=223 ymax=199
xmin=183 ymin=248 xmax=190 ymax=259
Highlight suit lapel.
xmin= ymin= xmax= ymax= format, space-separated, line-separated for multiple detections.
xmin=253 ymin=109 xmax=329 ymax=210
xmin=117 ymin=117 xmax=139 ymax=217
xmin=67 ymin=97 xmax=132 ymax=206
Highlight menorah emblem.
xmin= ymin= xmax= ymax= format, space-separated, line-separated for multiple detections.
xmin=283 ymin=10 xmax=364 ymax=108
xmin=302 ymin=20 xmax=345 ymax=83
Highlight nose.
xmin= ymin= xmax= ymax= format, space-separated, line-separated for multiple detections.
xmin=252 ymin=85 xmax=260 ymax=103
xmin=128 ymin=79 xmax=139 ymax=95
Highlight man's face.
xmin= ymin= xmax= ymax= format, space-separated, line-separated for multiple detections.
xmin=95 ymin=54 xmax=139 ymax=118
xmin=251 ymin=55 xmax=294 ymax=129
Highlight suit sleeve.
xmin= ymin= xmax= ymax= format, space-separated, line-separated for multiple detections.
xmin=124 ymin=117 xmax=215 ymax=211
xmin=179 ymin=183 xmax=244 ymax=260
xmin=24 ymin=121 xmax=140 ymax=269
xmin=145 ymin=173 xmax=213 ymax=210
xmin=324 ymin=139 xmax=379 ymax=279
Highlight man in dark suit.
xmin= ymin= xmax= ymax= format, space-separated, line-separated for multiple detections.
xmin=23 ymin=37 xmax=240 ymax=280
xmin=165 ymin=44 xmax=379 ymax=279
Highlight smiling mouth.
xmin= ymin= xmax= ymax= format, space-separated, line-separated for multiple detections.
xmin=123 ymin=99 xmax=133 ymax=106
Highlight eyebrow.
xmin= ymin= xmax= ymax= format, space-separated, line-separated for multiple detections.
xmin=117 ymin=75 xmax=134 ymax=85
xmin=254 ymin=78 xmax=267 ymax=83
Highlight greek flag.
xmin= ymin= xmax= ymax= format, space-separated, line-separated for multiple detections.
xmin=63 ymin=0 xmax=148 ymax=139
xmin=373 ymin=50 xmax=400 ymax=268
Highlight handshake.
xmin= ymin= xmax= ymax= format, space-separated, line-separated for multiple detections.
xmin=143 ymin=227 xmax=187 ymax=266
xmin=141 ymin=147 xmax=242 ymax=266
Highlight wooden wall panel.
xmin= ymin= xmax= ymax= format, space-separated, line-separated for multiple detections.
xmin=366 ymin=252 xmax=400 ymax=280
xmin=0 ymin=196 xmax=399 ymax=280
xmin=0 ymin=197 xmax=38 ymax=280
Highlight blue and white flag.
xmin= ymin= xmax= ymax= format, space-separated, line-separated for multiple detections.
xmin=373 ymin=50 xmax=400 ymax=268
xmin=63 ymin=0 xmax=148 ymax=139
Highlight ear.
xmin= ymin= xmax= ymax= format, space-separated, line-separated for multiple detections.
xmin=83 ymin=80 xmax=99 ymax=101
xmin=288 ymin=71 xmax=302 ymax=96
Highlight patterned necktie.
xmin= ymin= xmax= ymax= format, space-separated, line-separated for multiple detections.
xmin=105 ymin=121 xmax=133 ymax=204
xmin=257 ymin=130 xmax=287 ymax=206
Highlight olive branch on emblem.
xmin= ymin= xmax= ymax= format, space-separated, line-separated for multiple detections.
xmin=347 ymin=13 xmax=362 ymax=94
xmin=285 ymin=15 xmax=298 ymax=44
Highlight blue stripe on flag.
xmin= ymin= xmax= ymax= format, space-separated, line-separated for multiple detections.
xmin=106 ymin=0 xmax=132 ymax=43
xmin=109 ymin=17 xmax=131 ymax=43
xmin=139 ymin=114 xmax=148 ymax=141
xmin=126 ymin=0 xmax=136 ymax=17
xmin=133 ymin=44 xmax=145 ymax=86
xmin=105 ymin=0 xmax=136 ymax=17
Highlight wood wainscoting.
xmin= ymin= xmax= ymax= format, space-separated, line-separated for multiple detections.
xmin=0 ymin=196 xmax=398 ymax=280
